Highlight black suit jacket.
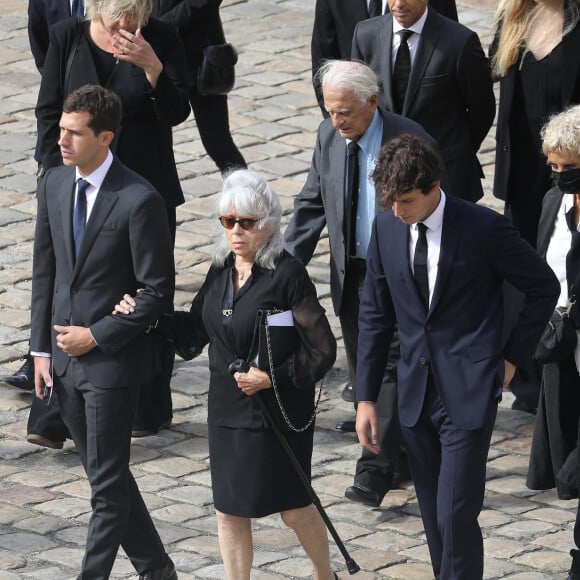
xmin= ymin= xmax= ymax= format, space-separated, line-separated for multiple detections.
xmin=352 ymin=9 xmax=495 ymax=201
xmin=311 ymin=0 xmax=458 ymax=112
xmin=491 ymin=24 xmax=580 ymax=202
xmin=28 ymin=0 xmax=71 ymax=73
xmin=35 ymin=17 xmax=190 ymax=207
xmin=152 ymin=0 xmax=223 ymax=85
xmin=284 ymin=109 xmax=433 ymax=315
xmin=357 ymin=195 xmax=559 ymax=429
xmin=30 ymin=158 xmax=175 ymax=388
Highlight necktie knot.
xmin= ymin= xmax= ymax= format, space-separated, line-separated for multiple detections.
xmin=347 ymin=141 xmax=360 ymax=157
xmin=418 ymin=221 xmax=428 ymax=236
xmin=399 ymin=29 xmax=414 ymax=43
xmin=72 ymin=0 xmax=84 ymax=17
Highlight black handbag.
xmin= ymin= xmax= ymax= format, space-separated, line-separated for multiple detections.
xmin=534 ymin=304 xmax=577 ymax=363
xmin=197 ymin=15 xmax=238 ymax=96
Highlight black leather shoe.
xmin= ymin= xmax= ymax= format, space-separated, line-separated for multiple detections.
xmin=1 ymin=356 xmax=34 ymax=391
xmin=335 ymin=416 xmax=356 ymax=432
xmin=132 ymin=419 xmax=172 ymax=438
xmin=341 ymin=382 xmax=354 ymax=402
xmin=345 ymin=482 xmax=383 ymax=507
xmin=139 ymin=556 xmax=177 ymax=580
xmin=27 ymin=433 xmax=64 ymax=450
xmin=511 ymin=397 xmax=537 ymax=414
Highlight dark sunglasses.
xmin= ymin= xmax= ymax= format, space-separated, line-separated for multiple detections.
xmin=218 ymin=216 xmax=258 ymax=231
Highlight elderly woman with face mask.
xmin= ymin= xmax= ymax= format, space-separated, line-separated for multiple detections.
xmin=526 ymin=105 xmax=580 ymax=580
xmin=116 ymin=169 xmax=339 ymax=579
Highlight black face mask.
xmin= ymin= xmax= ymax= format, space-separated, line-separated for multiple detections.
xmin=552 ymin=167 xmax=580 ymax=195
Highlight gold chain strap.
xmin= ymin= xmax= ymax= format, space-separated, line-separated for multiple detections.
xmin=263 ymin=311 xmax=323 ymax=432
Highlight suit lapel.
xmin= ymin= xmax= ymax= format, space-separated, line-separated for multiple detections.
xmin=60 ymin=172 xmax=76 ymax=272
xmin=380 ymin=16 xmax=395 ymax=112
xmin=404 ymin=10 xmax=439 ymax=115
xmin=329 ymin=131 xmax=347 ymax=235
xmin=72 ymin=161 xmax=121 ymax=278
xmin=428 ymin=198 xmax=461 ymax=316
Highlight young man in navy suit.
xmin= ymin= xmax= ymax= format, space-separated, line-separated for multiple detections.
xmin=355 ymin=134 xmax=559 ymax=579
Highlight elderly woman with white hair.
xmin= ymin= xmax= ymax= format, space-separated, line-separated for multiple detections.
xmin=116 ymin=169 xmax=338 ymax=579
xmin=526 ymin=104 xmax=580 ymax=580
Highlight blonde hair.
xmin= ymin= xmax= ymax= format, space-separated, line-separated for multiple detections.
xmin=492 ymin=0 xmax=579 ymax=77
xmin=86 ymin=0 xmax=152 ymax=28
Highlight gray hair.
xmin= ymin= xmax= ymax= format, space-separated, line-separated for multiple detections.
xmin=213 ymin=169 xmax=284 ymax=269
xmin=541 ymin=105 xmax=580 ymax=157
xmin=316 ymin=60 xmax=379 ymax=106
xmin=86 ymin=0 xmax=152 ymax=28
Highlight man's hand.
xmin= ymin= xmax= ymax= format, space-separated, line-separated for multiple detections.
xmin=54 ymin=325 xmax=97 ymax=357
xmin=33 ymin=356 xmax=52 ymax=400
xmin=503 ymin=359 xmax=517 ymax=388
xmin=356 ymin=401 xmax=381 ymax=454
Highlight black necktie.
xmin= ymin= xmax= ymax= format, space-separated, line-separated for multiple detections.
xmin=414 ymin=222 xmax=429 ymax=307
xmin=73 ymin=178 xmax=89 ymax=260
xmin=565 ymin=207 xmax=580 ymax=326
xmin=392 ymin=29 xmax=414 ymax=114
xmin=72 ymin=0 xmax=84 ymax=17
xmin=368 ymin=0 xmax=382 ymax=18
xmin=346 ymin=141 xmax=360 ymax=259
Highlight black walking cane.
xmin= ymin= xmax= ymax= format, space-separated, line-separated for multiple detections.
xmin=228 ymin=360 xmax=360 ymax=575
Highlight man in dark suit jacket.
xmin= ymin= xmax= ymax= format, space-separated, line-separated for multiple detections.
xmin=355 ymin=134 xmax=559 ymax=578
xmin=31 ymin=85 xmax=177 ymax=580
xmin=285 ymin=60 xmax=433 ymax=507
xmin=311 ymin=0 xmax=458 ymax=114
xmin=351 ymin=0 xmax=495 ymax=201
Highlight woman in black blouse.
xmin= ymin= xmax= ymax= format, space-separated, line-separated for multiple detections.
xmin=116 ymin=169 xmax=338 ymax=579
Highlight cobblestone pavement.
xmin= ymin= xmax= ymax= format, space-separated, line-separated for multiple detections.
xmin=0 ymin=0 xmax=573 ymax=578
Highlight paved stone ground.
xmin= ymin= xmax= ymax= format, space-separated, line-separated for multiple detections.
xmin=0 ymin=0 xmax=574 ymax=578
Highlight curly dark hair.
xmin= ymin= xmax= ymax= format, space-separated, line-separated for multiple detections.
xmin=63 ymin=84 xmax=122 ymax=136
xmin=372 ymin=134 xmax=444 ymax=207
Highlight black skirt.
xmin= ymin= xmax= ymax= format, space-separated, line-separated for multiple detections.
xmin=209 ymin=422 xmax=314 ymax=518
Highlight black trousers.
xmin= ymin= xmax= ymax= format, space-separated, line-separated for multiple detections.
xmin=402 ymin=377 xmax=497 ymax=580
xmin=339 ymin=258 xmax=402 ymax=494
xmin=189 ymin=86 xmax=246 ymax=173
xmin=56 ymin=359 xmax=166 ymax=579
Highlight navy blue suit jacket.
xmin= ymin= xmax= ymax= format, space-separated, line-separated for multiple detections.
xmin=356 ymin=195 xmax=559 ymax=429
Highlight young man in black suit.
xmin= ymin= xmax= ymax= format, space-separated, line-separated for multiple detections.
xmin=352 ymin=0 xmax=495 ymax=201
xmin=31 ymin=84 xmax=177 ymax=580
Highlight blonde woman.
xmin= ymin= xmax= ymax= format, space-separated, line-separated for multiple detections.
xmin=491 ymin=0 xmax=580 ymax=248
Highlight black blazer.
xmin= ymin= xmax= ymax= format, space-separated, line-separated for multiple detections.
xmin=28 ymin=0 xmax=71 ymax=73
xmin=30 ymin=158 xmax=175 ymax=388
xmin=311 ymin=0 xmax=458 ymax=111
xmin=284 ymin=109 xmax=433 ymax=315
xmin=352 ymin=9 xmax=496 ymax=201
xmin=152 ymin=0 xmax=223 ymax=85
xmin=35 ymin=17 xmax=190 ymax=208
xmin=491 ymin=24 xmax=580 ymax=202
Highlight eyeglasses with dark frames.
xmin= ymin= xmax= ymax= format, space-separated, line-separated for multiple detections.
xmin=218 ymin=216 xmax=259 ymax=231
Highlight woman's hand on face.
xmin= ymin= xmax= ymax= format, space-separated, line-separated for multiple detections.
xmin=233 ymin=366 xmax=272 ymax=396
xmin=112 ymin=28 xmax=163 ymax=87
xmin=112 ymin=293 xmax=137 ymax=315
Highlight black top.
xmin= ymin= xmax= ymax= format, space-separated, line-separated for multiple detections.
xmin=508 ymin=44 xmax=564 ymax=229
xmin=172 ymin=250 xmax=337 ymax=431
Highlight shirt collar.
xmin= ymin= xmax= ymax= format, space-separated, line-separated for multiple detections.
xmin=346 ymin=109 xmax=382 ymax=153
xmin=419 ymin=189 xmax=446 ymax=232
xmin=392 ymin=6 xmax=428 ymax=36
xmin=75 ymin=150 xmax=113 ymax=190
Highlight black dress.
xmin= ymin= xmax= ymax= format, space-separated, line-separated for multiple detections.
xmin=173 ymin=251 xmax=336 ymax=517
xmin=506 ymin=43 xmax=564 ymax=247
